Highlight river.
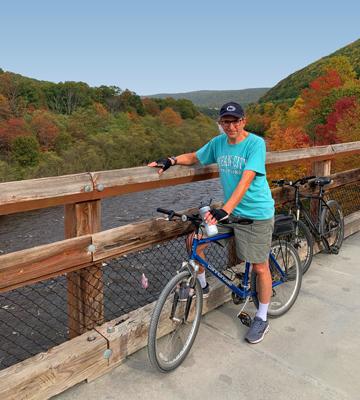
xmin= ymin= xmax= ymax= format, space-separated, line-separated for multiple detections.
xmin=0 ymin=179 xmax=224 ymax=254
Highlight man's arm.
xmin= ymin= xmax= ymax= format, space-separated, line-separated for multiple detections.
xmin=207 ymin=170 xmax=256 ymax=224
xmin=148 ymin=152 xmax=198 ymax=175
xmin=222 ymin=170 xmax=256 ymax=214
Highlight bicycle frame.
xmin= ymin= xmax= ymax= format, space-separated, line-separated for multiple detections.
xmin=188 ymin=231 xmax=286 ymax=299
xmin=292 ymin=184 xmax=339 ymax=250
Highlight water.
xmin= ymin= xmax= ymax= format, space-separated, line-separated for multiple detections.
xmin=0 ymin=179 xmax=223 ymax=254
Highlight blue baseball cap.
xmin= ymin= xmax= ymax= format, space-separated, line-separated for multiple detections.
xmin=219 ymin=102 xmax=245 ymax=118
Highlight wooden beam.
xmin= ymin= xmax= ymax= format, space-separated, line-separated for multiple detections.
xmin=344 ymin=210 xmax=360 ymax=238
xmin=0 ymin=236 xmax=92 ymax=293
xmin=0 ymin=173 xmax=95 ymax=215
xmin=0 ymin=330 xmax=108 ymax=400
xmin=92 ymin=216 xmax=195 ymax=262
xmin=266 ymin=141 xmax=360 ymax=167
xmin=0 ymin=142 xmax=359 ymax=216
xmin=65 ymin=201 xmax=104 ymax=339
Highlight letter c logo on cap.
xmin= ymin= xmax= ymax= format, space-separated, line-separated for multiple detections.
xmin=226 ymin=105 xmax=236 ymax=111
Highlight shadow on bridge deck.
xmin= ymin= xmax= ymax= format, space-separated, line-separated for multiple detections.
xmin=55 ymin=232 xmax=360 ymax=400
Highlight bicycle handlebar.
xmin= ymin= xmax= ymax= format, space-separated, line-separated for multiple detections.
xmin=156 ymin=208 xmax=253 ymax=225
xmin=272 ymin=175 xmax=316 ymax=187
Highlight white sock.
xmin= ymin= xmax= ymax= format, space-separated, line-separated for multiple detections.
xmin=256 ymin=302 xmax=269 ymax=321
xmin=197 ymin=271 xmax=207 ymax=288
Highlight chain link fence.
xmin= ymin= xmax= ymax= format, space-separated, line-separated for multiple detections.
xmin=1 ymin=180 xmax=359 ymax=371
xmin=0 ymin=233 xmax=233 ymax=371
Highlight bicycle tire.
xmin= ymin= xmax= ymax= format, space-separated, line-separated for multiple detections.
xmin=292 ymin=219 xmax=314 ymax=274
xmin=320 ymin=199 xmax=344 ymax=252
xmin=251 ymin=240 xmax=302 ymax=318
xmin=147 ymin=270 xmax=203 ymax=372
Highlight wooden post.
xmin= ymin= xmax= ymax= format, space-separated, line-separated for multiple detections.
xmin=311 ymin=159 xmax=332 ymax=222
xmin=65 ymin=201 xmax=104 ymax=338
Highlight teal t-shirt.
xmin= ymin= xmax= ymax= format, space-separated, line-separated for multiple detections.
xmin=196 ymin=133 xmax=274 ymax=220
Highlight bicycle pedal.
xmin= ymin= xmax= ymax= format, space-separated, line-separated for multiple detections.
xmin=331 ymin=246 xmax=339 ymax=254
xmin=237 ymin=311 xmax=252 ymax=327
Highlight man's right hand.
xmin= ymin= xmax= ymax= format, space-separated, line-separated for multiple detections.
xmin=147 ymin=157 xmax=175 ymax=175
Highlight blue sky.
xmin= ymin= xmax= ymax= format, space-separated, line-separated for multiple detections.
xmin=1 ymin=0 xmax=359 ymax=95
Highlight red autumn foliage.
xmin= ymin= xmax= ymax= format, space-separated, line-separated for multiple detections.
xmin=300 ymin=70 xmax=343 ymax=115
xmin=0 ymin=118 xmax=31 ymax=151
xmin=159 ymin=107 xmax=182 ymax=127
xmin=30 ymin=110 xmax=60 ymax=150
xmin=315 ymin=96 xmax=358 ymax=145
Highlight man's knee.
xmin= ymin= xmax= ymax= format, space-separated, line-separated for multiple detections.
xmin=252 ymin=260 xmax=269 ymax=274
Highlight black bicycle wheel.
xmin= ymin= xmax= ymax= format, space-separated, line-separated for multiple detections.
xmin=147 ymin=270 xmax=203 ymax=372
xmin=320 ymin=199 xmax=344 ymax=252
xmin=291 ymin=219 xmax=314 ymax=274
xmin=251 ymin=240 xmax=302 ymax=317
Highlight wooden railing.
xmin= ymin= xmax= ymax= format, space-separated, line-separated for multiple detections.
xmin=0 ymin=141 xmax=360 ymax=399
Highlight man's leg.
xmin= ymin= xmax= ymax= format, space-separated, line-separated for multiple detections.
xmin=252 ymin=260 xmax=272 ymax=320
xmin=185 ymin=232 xmax=209 ymax=293
xmin=245 ymin=259 xmax=271 ymax=344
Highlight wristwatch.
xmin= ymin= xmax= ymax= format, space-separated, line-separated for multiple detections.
xmin=170 ymin=156 xmax=177 ymax=165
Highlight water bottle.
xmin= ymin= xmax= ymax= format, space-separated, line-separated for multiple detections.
xmin=199 ymin=205 xmax=218 ymax=237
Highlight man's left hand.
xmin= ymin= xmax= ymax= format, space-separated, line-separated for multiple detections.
xmin=208 ymin=208 xmax=229 ymax=223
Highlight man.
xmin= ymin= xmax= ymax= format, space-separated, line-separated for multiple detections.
xmin=148 ymin=102 xmax=275 ymax=344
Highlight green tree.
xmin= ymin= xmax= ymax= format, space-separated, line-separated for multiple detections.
xmin=11 ymin=135 xmax=40 ymax=167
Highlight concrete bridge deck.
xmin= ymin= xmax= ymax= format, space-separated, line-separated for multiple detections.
xmin=56 ymin=232 xmax=360 ymax=400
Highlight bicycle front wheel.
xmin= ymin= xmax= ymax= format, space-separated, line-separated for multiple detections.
xmin=291 ymin=219 xmax=314 ymax=274
xmin=320 ymin=199 xmax=344 ymax=252
xmin=251 ymin=240 xmax=302 ymax=318
xmin=147 ymin=270 xmax=203 ymax=372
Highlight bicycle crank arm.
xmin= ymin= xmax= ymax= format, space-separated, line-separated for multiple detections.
xmin=237 ymin=311 xmax=252 ymax=327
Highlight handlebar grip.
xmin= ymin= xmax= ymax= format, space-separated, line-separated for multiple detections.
xmin=272 ymin=179 xmax=285 ymax=185
xmin=156 ymin=208 xmax=173 ymax=215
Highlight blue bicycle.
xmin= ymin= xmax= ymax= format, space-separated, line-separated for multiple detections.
xmin=148 ymin=207 xmax=302 ymax=372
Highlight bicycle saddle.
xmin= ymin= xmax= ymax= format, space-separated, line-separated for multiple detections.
xmin=314 ymin=176 xmax=331 ymax=186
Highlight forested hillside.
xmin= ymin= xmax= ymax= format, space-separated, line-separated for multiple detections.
xmin=0 ymin=70 xmax=218 ymax=182
xmin=1 ymin=38 xmax=360 ymax=184
xmin=260 ymin=39 xmax=360 ymax=103
xmin=147 ymin=88 xmax=269 ymax=108
xmin=246 ymin=52 xmax=360 ymax=177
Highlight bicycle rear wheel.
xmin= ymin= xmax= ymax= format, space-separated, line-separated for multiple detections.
xmin=320 ymin=199 xmax=344 ymax=252
xmin=148 ymin=270 xmax=203 ymax=372
xmin=291 ymin=219 xmax=314 ymax=274
xmin=251 ymin=240 xmax=302 ymax=317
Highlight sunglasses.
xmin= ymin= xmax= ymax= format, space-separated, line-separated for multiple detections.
xmin=219 ymin=118 xmax=243 ymax=126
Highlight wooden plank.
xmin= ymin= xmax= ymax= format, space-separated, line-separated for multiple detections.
xmin=92 ymin=213 xmax=196 ymax=262
xmin=0 ymin=330 xmax=108 ymax=400
xmin=90 ymin=164 xmax=219 ymax=199
xmin=311 ymin=160 xmax=332 ymax=220
xmin=0 ymin=142 xmax=359 ymax=216
xmin=89 ymin=275 xmax=231 ymax=381
xmin=266 ymin=141 xmax=360 ymax=167
xmin=0 ymin=236 xmax=92 ymax=293
xmin=65 ymin=201 xmax=104 ymax=338
xmin=0 ymin=173 xmax=95 ymax=216
xmin=344 ymin=210 xmax=360 ymax=238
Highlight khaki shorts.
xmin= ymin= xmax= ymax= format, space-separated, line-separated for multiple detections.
xmin=203 ymin=216 xmax=274 ymax=264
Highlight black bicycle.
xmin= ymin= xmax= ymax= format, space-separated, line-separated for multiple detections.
xmin=272 ymin=176 xmax=344 ymax=273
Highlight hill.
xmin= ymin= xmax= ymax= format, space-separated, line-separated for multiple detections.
xmin=260 ymin=38 xmax=360 ymax=103
xmin=145 ymin=88 xmax=269 ymax=108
